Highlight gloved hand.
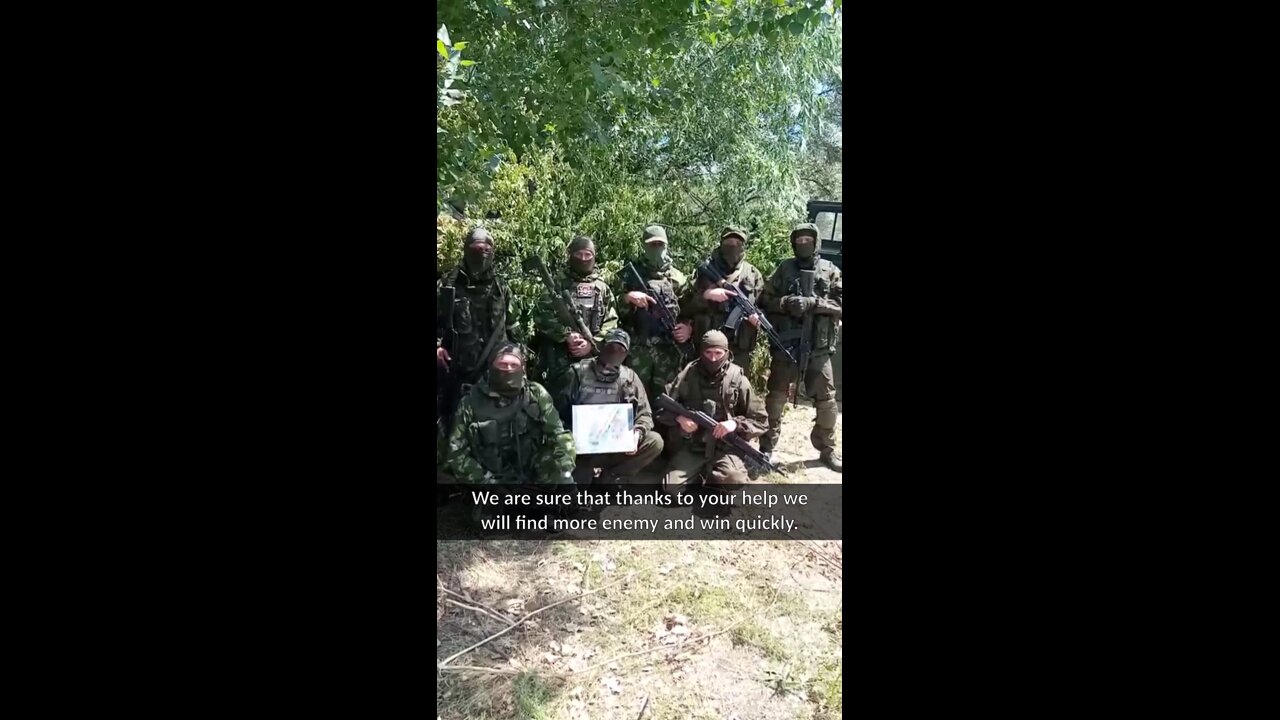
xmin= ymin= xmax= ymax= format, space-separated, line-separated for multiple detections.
xmin=783 ymin=295 xmax=816 ymax=317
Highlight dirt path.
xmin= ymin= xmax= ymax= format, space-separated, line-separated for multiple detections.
xmin=436 ymin=407 xmax=843 ymax=719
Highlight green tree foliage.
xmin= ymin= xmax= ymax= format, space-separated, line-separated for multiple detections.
xmin=437 ymin=0 xmax=842 ymax=386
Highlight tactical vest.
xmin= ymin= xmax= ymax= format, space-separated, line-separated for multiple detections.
xmin=694 ymin=261 xmax=761 ymax=354
xmin=572 ymin=364 xmax=627 ymax=405
xmin=443 ymin=267 xmax=510 ymax=380
xmin=676 ymin=362 xmax=743 ymax=423
xmin=772 ymin=259 xmax=840 ymax=356
xmin=629 ymin=269 xmax=681 ymax=344
xmin=567 ymin=277 xmax=604 ymax=336
xmin=467 ymin=385 xmax=546 ymax=480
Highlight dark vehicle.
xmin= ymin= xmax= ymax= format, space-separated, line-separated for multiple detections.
xmin=807 ymin=200 xmax=842 ymax=269
xmin=806 ymin=200 xmax=842 ymax=403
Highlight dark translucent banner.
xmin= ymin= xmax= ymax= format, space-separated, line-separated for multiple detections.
xmin=436 ymin=483 xmax=842 ymax=540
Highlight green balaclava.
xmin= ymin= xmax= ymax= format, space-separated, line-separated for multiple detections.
xmin=463 ymin=227 xmax=496 ymax=275
xmin=698 ymin=330 xmax=730 ymax=376
xmin=790 ymin=224 xmax=819 ymax=265
xmin=595 ymin=329 xmax=630 ymax=382
xmin=641 ymin=225 xmax=671 ymax=271
xmin=568 ymin=235 xmax=597 ymax=278
xmin=487 ymin=344 xmax=526 ymax=396
xmin=716 ymin=226 xmax=749 ymax=270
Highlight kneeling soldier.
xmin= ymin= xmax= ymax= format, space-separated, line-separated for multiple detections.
xmin=657 ymin=330 xmax=768 ymax=494
xmin=446 ymin=344 xmax=576 ymax=485
xmin=555 ymin=329 xmax=664 ymax=486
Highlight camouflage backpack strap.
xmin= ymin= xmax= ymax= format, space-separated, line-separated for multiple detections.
xmin=523 ymin=383 xmax=548 ymax=422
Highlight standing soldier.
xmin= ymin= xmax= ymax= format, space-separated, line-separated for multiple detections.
xmin=553 ymin=329 xmax=664 ymax=486
xmin=437 ymin=227 xmax=522 ymax=471
xmin=684 ymin=226 xmax=766 ymax=356
xmin=657 ymin=330 xmax=769 ymax=494
xmin=758 ymin=223 xmax=843 ymax=471
xmin=613 ymin=225 xmax=694 ymax=404
xmin=530 ymin=235 xmax=618 ymax=396
xmin=446 ymin=344 xmax=576 ymax=485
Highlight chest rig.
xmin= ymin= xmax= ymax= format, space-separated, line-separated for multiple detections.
xmin=680 ymin=364 xmax=742 ymax=422
xmin=445 ymin=267 xmax=508 ymax=374
xmin=468 ymin=386 xmax=545 ymax=478
xmin=635 ymin=273 xmax=678 ymax=342
xmin=568 ymin=278 xmax=603 ymax=335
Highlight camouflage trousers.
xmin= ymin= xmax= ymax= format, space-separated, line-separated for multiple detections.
xmin=572 ymin=430 xmax=665 ymax=485
xmin=627 ymin=342 xmax=689 ymax=458
xmin=662 ymin=447 xmax=750 ymax=494
xmin=532 ymin=343 xmax=577 ymax=397
xmin=625 ymin=342 xmax=688 ymax=401
xmin=762 ymin=352 xmax=837 ymax=453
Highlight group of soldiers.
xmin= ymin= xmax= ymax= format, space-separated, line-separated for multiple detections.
xmin=436 ymin=223 xmax=842 ymax=493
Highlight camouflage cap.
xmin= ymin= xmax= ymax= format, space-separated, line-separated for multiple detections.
xmin=490 ymin=342 xmax=526 ymax=365
xmin=601 ymin=328 xmax=631 ymax=352
xmin=568 ymin=235 xmax=596 ymax=255
xmin=790 ymin=223 xmax=819 ymax=241
xmin=466 ymin=227 xmax=496 ymax=246
xmin=720 ymin=226 xmax=749 ymax=242
xmin=700 ymin=330 xmax=729 ymax=350
xmin=642 ymin=225 xmax=668 ymax=243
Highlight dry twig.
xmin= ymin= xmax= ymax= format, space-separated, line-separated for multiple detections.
xmin=437 ymin=573 xmax=633 ymax=670
xmin=444 ymin=598 xmax=518 ymax=627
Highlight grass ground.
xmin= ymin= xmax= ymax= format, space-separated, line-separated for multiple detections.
xmin=437 ymin=406 xmax=842 ymax=720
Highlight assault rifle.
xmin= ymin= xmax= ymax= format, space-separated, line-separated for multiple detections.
xmin=623 ymin=262 xmax=695 ymax=357
xmin=789 ymin=268 xmax=816 ymax=408
xmin=655 ymin=393 xmax=784 ymax=475
xmin=696 ymin=260 xmax=797 ymax=366
xmin=523 ymin=255 xmax=598 ymax=355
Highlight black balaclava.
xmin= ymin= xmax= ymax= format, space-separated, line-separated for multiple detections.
xmin=487 ymin=344 xmax=526 ymax=396
xmin=463 ymin=227 xmax=496 ymax=276
xmin=698 ymin=330 xmax=730 ymax=376
xmin=715 ymin=226 xmax=749 ymax=270
xmin=568 ymin=235 xmax=597 ymax=278
xmin=594 ymin=329 xmax=630 ymax=383
xmin=790 ymin=224 xmax=819 ymax=267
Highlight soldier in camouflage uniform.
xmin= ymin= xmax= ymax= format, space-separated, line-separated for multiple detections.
xmin=437 ymin=227 xmax=523 ymax=474
xmin=683 ymin=226 xmax=767 ymax=356
xmin=530 ymin=235 xmax=618 ymax=397
xmin=554 ymin=329 xmax=664 ymax=486
xmin=758 ymin=223 xmax=843 ymax=471
xmin=657 ymin=330 xmax=769 ymax=493
xmin=446 ymin=344 xmax=576 ymax=485
xmin=612 ymin=225 xmax=694 ymax=405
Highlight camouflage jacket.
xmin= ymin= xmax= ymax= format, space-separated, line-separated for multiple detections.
xmin=682 ymin=258 xmax=767 ymax=354
xmin=758 ymin=258 xmax=843 ymax=358
xmin=554 ymin=358 xmax=654 ymax=434
xmin=446 ymin=379 xmax=575 ymax=484
xmin=437 ymin=265 xmax=522 ymax=385
xmin=611 ymin=259 xmax=690 ymax=346
xmin=530 ymin=268 xmax=618 ymax=369
xmin=657 ymin=360 xmax=768 ymax=453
